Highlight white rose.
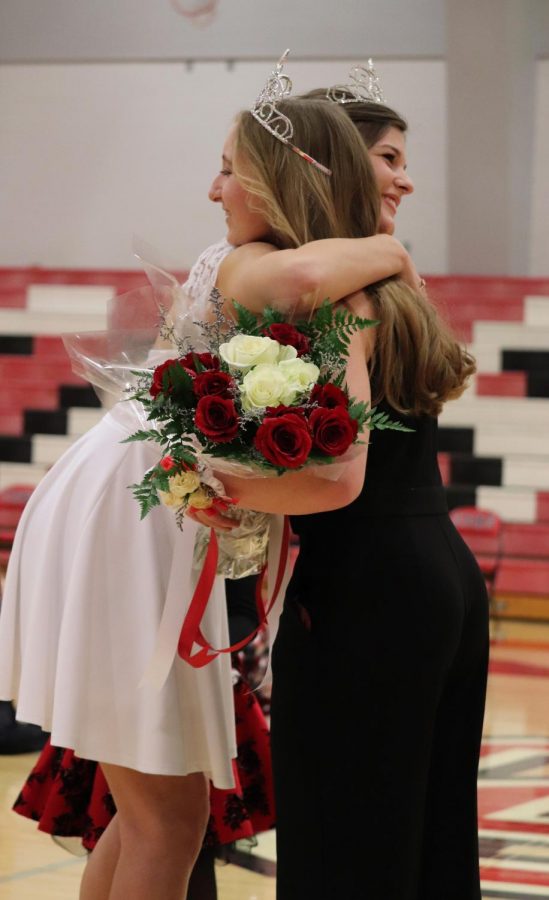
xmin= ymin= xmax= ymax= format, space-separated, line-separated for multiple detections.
xmin=278 ymin=358 xmax=320 ymax=396
xmin=240 ymin=364 xmax=297 ymax=410
xmin=219 ymin=334 xmax=282 ymax=371
xmin=276 ymin=343 xmax=298 ymax=363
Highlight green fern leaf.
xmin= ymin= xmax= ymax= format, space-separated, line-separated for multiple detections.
xmin=233 ymin=301 xmax=261 ymax=335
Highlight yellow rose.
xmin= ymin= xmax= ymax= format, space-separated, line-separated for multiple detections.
xmin=168 ymin=470 xmax=201 ymax=498
xmin=159 ymin=489 xmax=184 ymax=509
xmin=188 ymin=487 xmax=213 ymax=510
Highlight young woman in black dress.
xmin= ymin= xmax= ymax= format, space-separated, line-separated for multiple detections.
xmin=196 ymin=95 xmax=486 ymax=900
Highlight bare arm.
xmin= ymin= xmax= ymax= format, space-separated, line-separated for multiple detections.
xmin=216 ymin=235 xmax=414 ymax=317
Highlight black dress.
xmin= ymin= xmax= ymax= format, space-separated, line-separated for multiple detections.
xmin=270 ymin=403 xmax=489 ymax=900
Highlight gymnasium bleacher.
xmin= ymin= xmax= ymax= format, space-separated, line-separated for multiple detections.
xmin=0 ymin=268 xmax=548 ymax=620
xmin=431 ymin=275 xmax=549 ymax=620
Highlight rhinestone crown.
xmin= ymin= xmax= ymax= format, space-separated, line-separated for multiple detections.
xmin=251 ymin=50 xmax=332 ymax=176
xmin=327 ymin=59 xmax=385 ymax=105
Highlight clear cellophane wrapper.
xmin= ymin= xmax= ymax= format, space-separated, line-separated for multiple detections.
xmin=61 ymin=258 xmax=272 ymax=579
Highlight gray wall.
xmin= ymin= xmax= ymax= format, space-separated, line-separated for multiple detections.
xmin=0 ymin=0 xmax=445 ymax=62
xmin=1 ymin=0 xmax=547 ymax=275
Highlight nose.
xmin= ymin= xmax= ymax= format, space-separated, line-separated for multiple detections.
xmin=396 ymin=169 xmax=414 ymax=195
xmin=208 ymin=174 xmax=222 ymax=203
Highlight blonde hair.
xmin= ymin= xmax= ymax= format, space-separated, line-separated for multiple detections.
xmin=234 ymin=99 xmax=379 ymax=247
xmin=234 ymin=99 xmax=474 ymax=417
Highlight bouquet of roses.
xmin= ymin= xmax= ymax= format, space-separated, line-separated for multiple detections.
xmin=124 ymin=294 xmax=410 ymax=525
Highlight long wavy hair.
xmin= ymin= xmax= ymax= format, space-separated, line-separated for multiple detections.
xmin=234 ymin=99 xmax=474 ymax=417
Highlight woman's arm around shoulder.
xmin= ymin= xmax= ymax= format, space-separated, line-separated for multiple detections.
xmin=216 ymin=236 xmax=412 ymax=317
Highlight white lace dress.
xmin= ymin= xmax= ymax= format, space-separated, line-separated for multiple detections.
xmin=0 ymin=240 xmax=239 ymax=786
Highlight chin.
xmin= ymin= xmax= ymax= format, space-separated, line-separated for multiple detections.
xmin=226 ymin=227 xmax=241 ymax=246
xmin=379 ymin=215 xmax=395 ymax=235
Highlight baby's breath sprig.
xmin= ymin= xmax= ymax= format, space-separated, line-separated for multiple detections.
xmin=199 ymin=288 xmax=239 ymax=352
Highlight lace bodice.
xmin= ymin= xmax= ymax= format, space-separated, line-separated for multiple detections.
xmin=182 ymin=238 xmax=233 ymax=314
xmin=181 ymin=239 xmax=271 ymax=578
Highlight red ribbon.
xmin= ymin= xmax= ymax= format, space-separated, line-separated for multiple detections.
xmin=177 ymin=516 xmax=290 ymax=669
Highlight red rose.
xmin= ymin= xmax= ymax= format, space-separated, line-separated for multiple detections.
xmin=159 ymin=455 xmax=177 ymax=472
xmin=311 ymin=383 xmax=349 ymax=409
xmin=195 ymin=395 xmax=239 ymax=443
xmin=309 ymin=406 xmax=358 ymax=456
xmin=265 ymin=404 xmax=308 ymax=419
xmin=180 ymin=351 xmax=220 ymax=373
xmin=193 ymin=370 xmax=234 ymax=399
xmin=254 ymin=413 xmax=312 ymax=469
xmin=150 ymin=359 xmax=184 ymax=398
xmin=263 ymin=323 xmax=311 ymax=357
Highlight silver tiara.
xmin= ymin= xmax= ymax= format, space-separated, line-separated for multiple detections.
xmin=251 ymin=49 xmax=332 ymax=176
xmin=327 ymin=59 xmax=385 ymax=105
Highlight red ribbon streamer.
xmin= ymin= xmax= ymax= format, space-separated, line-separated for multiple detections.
xmin=177 ymin=516 xmax=290 ymax=669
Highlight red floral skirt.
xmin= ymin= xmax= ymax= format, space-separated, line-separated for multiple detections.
xmin=13 ymin=678 xmax=275 ymax=850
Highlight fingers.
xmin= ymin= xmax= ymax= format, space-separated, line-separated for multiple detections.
xmin=186 ymin=507 xmax=237 ymax=531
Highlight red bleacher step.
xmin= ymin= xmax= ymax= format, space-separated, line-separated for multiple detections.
xmin=0 ymin=388 xmax=61 ymax=411
xmin=0 ymin=287 xmax=27 ymax=309
xmin=426 ymin=275 xmax=549 ymax=297
xmin=476 ymin=373 xmax=527 ymax=397
xmin=502 ymin=523 xmax=549 ymax=558
xmin=495 ymin=558 xmax=549 ymax=596
xmin=538 ymin=493 xmax=549 ymax=524
xmin=437 ymin=452 xmax=451 ymax=486
xmin=0 ymin=484 xmax=35 ymax=509
xmin=0 ymin=507 xmax=27 ymax=527
xmin=34 ymin=336 xmax=73 ymax=360
xmin=0 ymin=412 xmax=24 ymax=435
xmin=0 ymin=358 xmax=83 ymax=384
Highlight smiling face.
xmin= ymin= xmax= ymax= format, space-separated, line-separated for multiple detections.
xmin=367 ymin=126 xmax=414 ymax=235
xmin=208 ymin=125 xmax=272 ymax=246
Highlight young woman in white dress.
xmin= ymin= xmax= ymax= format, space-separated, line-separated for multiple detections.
xmin=0 ymin=91 xmax=422 ymax=900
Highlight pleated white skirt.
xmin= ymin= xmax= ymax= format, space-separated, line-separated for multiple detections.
xmin=0 ymin=402 xmax=236 ymax=787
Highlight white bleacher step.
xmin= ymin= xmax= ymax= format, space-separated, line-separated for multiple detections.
xmin=468 ymin=344 xmax=500 ymax=374
xmin=476 ymin=485 xmax=537 ymax=523
xmin=67 ymin=407 xmax=105 ymax=435
xmin=524 ymin=295 xmax=549 ymax=326
xmin=27 ymin=284 xmax=115 ymax=315
xmin=0 ymin=462 xmax=49 ymax=490
xmin=474 ymin=425 xmax=549 ymax=457
xmin=32 ymin=434 xmax=77 ymax=466
xmin=0 ymin=309 xmax=107 ymax=335
xmin=473 ymin=321 xmax=549 ymax=348
xmin=503 ymin=455 xmax=549 ymax=489
xmin=440 ymin=395 xmax=549 ymax=427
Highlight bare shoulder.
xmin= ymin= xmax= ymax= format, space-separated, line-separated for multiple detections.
xmin=216 ymin=241 xmax=278 ymax=300
xmin=217 ymin=242 xmax=277 ymax=275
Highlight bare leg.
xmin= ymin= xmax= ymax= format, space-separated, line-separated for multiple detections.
xmin=81 ymin=762 xmax=209 ymax=900
xmin=80 ymin=816 xmax=121 ymax=900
